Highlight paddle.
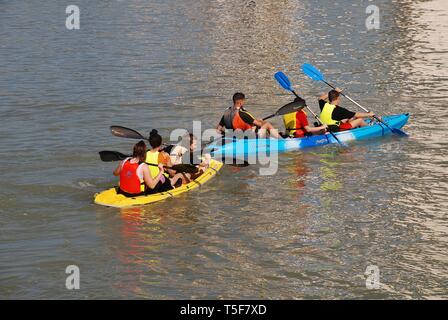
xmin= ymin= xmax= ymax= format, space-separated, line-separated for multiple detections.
xmin=274 ymin=71 xmax=346 ymax=146
xmin=108 ymin=127 xmax=247 ymax=167
xmin=111 ymin=124 xmax=217 ymax=154
xmin=98 ymin=151 xmax=199 ymax=174
xmin=301 ymin=63 xmax=408 ymax=136
xmin=110 ymin=126 xmax=146 ymax=140
xmin=262 ymin=100 xmax=305 ymax=121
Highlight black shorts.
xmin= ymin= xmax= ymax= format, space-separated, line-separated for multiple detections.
xmin=144 ymin=178 xmax=173 ymax=195
xmin=117 ymin=187 xmax=143 ymax=198
xmin=328 ymin=124 xmax=340 ymax=133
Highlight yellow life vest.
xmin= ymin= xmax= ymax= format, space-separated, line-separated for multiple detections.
xmin=145 ymin=150 xmax=169 ymax=179
xmin=282 ymin=111 xmax=307 ymax=136
xmin=319 ymin=102 xmax=340 ymax=126
xmin=145 ymin=150 xmax=160 ymax=178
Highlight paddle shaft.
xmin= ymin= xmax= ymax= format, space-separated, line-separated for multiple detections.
xmin=120 ymin=155 xmax=189 ymax=170
xmin=262 ymin=114 xmax=275 ymax=121
xmin=289 ymin=90 xmax=344 ymax=145
xmin=131 ymin=158 xmax=177 ymax=170
xmin=262 ymin=104 xmax=304 ymax=120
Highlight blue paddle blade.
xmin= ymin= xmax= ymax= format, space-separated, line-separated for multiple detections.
xmin=302 ymin=63 xmax=324 ymax=81
xmin=274 ymin=72 xmax=292 ymax=91
xmin=392 ymin=128 xmax=408 ymax=136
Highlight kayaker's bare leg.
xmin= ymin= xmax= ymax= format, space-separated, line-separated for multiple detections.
xmin=348 ymin=118 xmax=368 ymax=129
xmin=166 ymin=168 xmax=177 ymax=178
xmin=190 ymin=167 xmax=206 ymax=180
xmin=170 ymin=173 xmax=184 ymax=188
xmin=180 ymin=173 xmax=191 ymax=184
xmin=257 ymin=121 xmax=281 ymax=139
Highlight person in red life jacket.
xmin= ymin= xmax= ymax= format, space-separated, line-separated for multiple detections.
xmin=318 ymin=88 xmax=374 ymax=131
xmin=113 ymin=140 xmax=167 ymax=196
xmin=216 ymin=92 xmax=282 ymax=139
xmin=282 ymin=97 xmax=328 ymax=138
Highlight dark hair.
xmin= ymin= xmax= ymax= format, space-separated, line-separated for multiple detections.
xmin=180 ymin=133 xmax=197 ymax=149
xmin=133 ymin=140 xmax=147 ymax=161
xmin=328 ymin=90 xmax=340 ymax=103
xmin=232 ymin=92 xmax=245 ymax=103
xmin=148 ymin=129 xmax=162 ymax=148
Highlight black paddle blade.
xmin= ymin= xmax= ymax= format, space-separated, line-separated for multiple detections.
xmin=110 ymin=126 xmax=145 ymax=140
xmin=99 ymin=151 xmax=130 ymax=162
xmin=171 ymin=164 xmax=199 ymax=174
xmin=275 ymin=99 xmax=306 ymax=116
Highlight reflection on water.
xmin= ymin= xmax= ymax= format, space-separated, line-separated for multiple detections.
xmin=284 ymin=154 xmax=312 ymax=192
xmin=0 ymin=0 xmax=447 ymax=299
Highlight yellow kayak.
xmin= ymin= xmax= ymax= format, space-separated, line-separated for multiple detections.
xmin=94 ymin=159 xmax=223 ymax=208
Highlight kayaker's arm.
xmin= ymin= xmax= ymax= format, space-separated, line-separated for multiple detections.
xmin=198 ymin=154 xmax=211 ymax=169
xmin=113 ymin=160 xmax=123 ymax=176
xmin=318 ymin=92 xmax=328 ymax=101
xmin=304 ymin=124 xmax=328 ymax=134
xmin=354 ymin=111 xmax=375 ymax=119
xmin=252 ymin=118 xmax=264 ymax=127
xmin=216 ymin=123 xmax=225 ymax=134
xmin=216 ymin=116 xmax=225 ymax=134
xmin=142 ymin=164 xmax=164 ymax=190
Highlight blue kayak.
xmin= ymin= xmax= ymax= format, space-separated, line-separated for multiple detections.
xmin=206 ymin=113 xmax=409 ymax=157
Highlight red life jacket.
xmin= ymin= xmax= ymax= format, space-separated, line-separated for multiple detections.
xmin=119 ymin=159 xmax=144 ymax=194
xmin=283 ymin=110 xmax=308 ymax=138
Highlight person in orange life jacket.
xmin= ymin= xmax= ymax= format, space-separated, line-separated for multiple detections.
xmin=216 ymin=92 xmax=282 ymax=139
xmin=146 ymin=129 xmax=177 ymax=178
xmin=145 ymin=129 xmax=184 ymax=191
xmin=282 ymin=97 xmax=328 ymax=138
xmin=170 ymin=133 xmax=211 ymax=184
xmin=113 ymin=140 xmax=168 ymax=196
xmin=318 ymin=88 xmax=374 ymax=131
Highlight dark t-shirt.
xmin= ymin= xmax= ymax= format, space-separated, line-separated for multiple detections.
xmin=219 ymin=107 xmax=256 ymax=127
xmin=318 ymin=99 xmax=355 ymax=121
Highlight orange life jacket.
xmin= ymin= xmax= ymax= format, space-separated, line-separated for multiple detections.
xmin=232 ymin=111 xmax=254 ymax=131
xmin=119 ymin=159 xmax=144 ymax=194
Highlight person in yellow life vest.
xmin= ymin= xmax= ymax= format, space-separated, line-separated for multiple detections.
xmin=318 ymin=88 xmax=374 ymax=131
xmin=282 ymin=97 xmax=328 ymax=138
xmin=113 ymin=140 xmax=168 ymax=197
xmin=145 ymin=129 xmax=183 ymax=192
xmin=216 ymin=92 xmax=282 ymax=139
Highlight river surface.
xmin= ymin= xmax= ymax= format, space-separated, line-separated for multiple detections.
xmin=1 ymin=0 xmax=447 ymax=299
